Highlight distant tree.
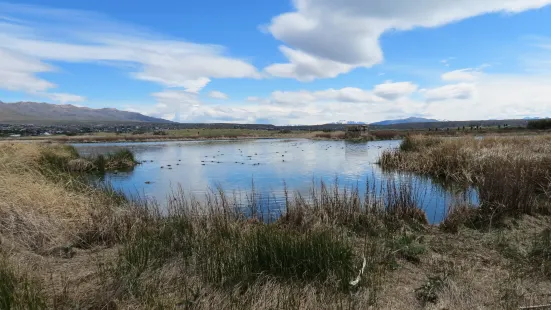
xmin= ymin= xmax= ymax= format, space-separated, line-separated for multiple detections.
xmin=527 ymin=119 xmax=551 ymax=130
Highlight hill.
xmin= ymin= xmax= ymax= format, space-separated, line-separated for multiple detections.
xmin=370 ymin=117 xmax=440 ymax=126
xmin=0 ymin=101 xmax=172 ymax=124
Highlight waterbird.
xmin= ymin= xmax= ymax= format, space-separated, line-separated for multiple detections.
xmin=161 ymin=166 xmax=164 ymax=168
xmin=145 ymin=181 xmax=151 ymax=184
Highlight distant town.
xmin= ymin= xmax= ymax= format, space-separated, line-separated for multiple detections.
xmin=0 ymin=118 xmax=540 ymax=138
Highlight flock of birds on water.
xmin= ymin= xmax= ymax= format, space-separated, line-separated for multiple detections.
xmin=128 ymin=141 xmax=387 ymax=184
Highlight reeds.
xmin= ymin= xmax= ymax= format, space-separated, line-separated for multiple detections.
xmin=380 ymin=135 xmax=551 ymax=228
xmin=0 ymin=254 xmax=47 ymax=309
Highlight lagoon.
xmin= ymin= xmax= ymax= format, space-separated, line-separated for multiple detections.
xmin=74 ymin=139 xmax=478 ymax=223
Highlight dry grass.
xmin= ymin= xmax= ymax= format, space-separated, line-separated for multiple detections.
xmin=0 ymin=142 xmax=130 ymax=252
xmin=1 ymin=142 xmax=551 ymax=309
xmin=380 ymin=135 xmax=551 ymax=228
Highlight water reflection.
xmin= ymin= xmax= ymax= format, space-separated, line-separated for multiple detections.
xmin=74 ymin=139 xmax=478 ymax=224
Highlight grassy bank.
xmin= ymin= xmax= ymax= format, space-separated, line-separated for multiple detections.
xmin=1 ymin=142 xmax=550 ymax=309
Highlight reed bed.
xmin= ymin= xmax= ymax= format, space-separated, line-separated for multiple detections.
xmin=380 ymin=135 xmax=551 ymax=228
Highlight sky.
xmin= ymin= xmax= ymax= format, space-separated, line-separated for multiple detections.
xmin=1 ymin=0 xmax=551 ymax=125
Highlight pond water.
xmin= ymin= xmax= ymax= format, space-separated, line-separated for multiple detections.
xmin=73 ymin=139 xmax=478 ymax=224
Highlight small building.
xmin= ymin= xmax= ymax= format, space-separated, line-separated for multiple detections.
xmin=345 ymin=125 xmax=369 ymax=139
xmin=9 ymin=134 xmax=21 ymax=138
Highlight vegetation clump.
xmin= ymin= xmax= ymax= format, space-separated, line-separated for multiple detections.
xmin=39 ymin=145 xmax=138 ymax=172
xmin=380 ymin=135 xmax=551 ymax=228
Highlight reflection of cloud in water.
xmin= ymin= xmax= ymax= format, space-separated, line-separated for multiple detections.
xmin=74 ymin=139 xmax=477 ymax=224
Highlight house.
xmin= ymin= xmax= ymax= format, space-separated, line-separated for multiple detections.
xmin=345 ymin=125 xmax=369 ymax=139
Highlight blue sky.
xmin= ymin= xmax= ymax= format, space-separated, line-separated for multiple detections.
xmin=1 ymin=0 xmax=551 ymax=124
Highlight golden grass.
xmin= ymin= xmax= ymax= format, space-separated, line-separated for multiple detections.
xmin=0 ymin=142 xmax=126 ymax=252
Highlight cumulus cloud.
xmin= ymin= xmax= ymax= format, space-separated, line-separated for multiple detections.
xmin=123 ymin=67 xmax=551 ymax=125
xmin=270 ymin=86 xmax=387 ymax=105
xmin=0 ymin=3 xmax=259 ymax=104
xmin=208 ymin=90 xmax=229 ymax=100
xmin=422 ymin=83 xmax=476 ymax=102
xmin=264 ymin=46 xmax=354 ymax=81
xmin=373 ymin=81 xmax=418 ymax=100
xmin=265 ymin=0 xmax=551 ymax=80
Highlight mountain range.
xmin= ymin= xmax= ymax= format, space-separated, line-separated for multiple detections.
xmin=0 ymin=101 xmax=171 ymax=124
xmin=370 ymin=117 xmax=440 ymax=126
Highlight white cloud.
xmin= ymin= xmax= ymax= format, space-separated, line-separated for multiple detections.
xmin=441 ymin=68 xmax=481 ymax=81
xmin=373 ymin=81 xmax=418 ymax=100
xmin=43 ymin=93 xmax=86 ymax=104
xmin=265 ymin=0 xmax=551 ymax=80
xmin=422 ymin=83 xmax=476 ymax=102
xmin=208 ymin=90 xmax=229 ymax=100
xmin=264 ymin=46 xmax=354 ymax=81
xmin=0 ymin=48 xmax=55 ymax=92
xmin=124 ymin=67 xmax=551 ymax=125
xmin=0 ymin=3 xmax=259 ymax=104
xmin=271 ymin=86 xmax=387 ymax=105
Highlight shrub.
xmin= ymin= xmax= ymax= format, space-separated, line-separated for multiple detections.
xmin=388 ymin=233 xmax=426 ymax=264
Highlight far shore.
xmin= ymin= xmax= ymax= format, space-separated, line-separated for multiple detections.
xmin=1 ymin=127 xmax=546 ymax=144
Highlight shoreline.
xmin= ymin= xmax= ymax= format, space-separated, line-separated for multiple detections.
xmin=1 ymin=128 xmax=543 ymax=144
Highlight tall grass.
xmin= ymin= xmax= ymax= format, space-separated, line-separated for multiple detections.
xmin=380 ymin=135 xmax=551 ymax=228
xmin=99 ymin=177 xmax=429 ymax=307
xmin=0 ymin=255 xmax=47 ymax=310
xmin=530 ymin=228 xmax=551 ymax=279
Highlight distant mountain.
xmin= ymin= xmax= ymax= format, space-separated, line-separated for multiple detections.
xmin=0 ymin=101 xmax=172 ymax=124
xmin=523 ymin=117 xmax=542 ymax=120
xmin=332 ymin=120 xmax=367 ymax=125
xmin=370 ymin=117 xmax=440 ymax=126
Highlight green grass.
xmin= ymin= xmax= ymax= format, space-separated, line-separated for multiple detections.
xmin=0 ymin=256 xmax=47 ymax=310
xmin=199 ymin=225 xmax=355 ymax=287
xmin=530 ymin=228 xmax=551 ymax=279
